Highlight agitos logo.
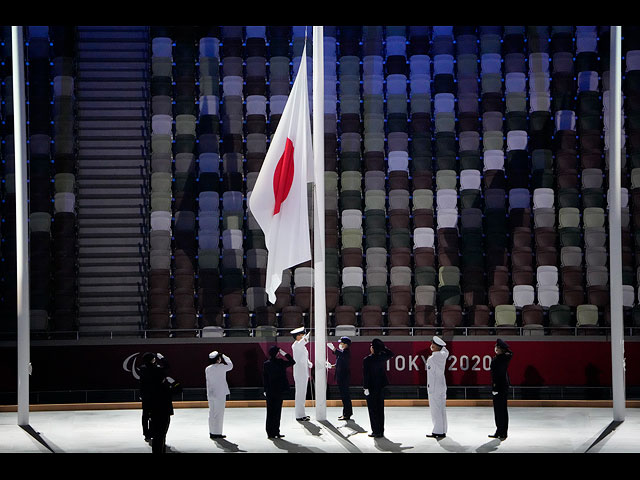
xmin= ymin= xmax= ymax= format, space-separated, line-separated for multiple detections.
xmin=122 ymin=353 xmax=143 ymax=380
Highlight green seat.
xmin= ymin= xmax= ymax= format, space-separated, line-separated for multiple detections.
xmin=340 ymin=191 xmax=362 ymax=211
xmin=389 ymin=228 xmax=411 ymax=249
xmin=531 ymin=170 xmax=554 ymax=189
xmin=364 ymin=114 xmax=384 ymax=132
xmin=559 ymin=227 xmax=582 ymax=247
xmin=151 ymin=194 xmax=172 ymax=212
xmin=387 ymin=113 xmax=408 ymax=132
xmin=364 ymin=134 xmax=385 ymax=153
xmin=435 ymin=131 xmax=457 ymax=156
xmin=412 ymin=156 xmax=433 ymax=172
xmin=581 ymin=188 xmax=605 ymax=208
xmin=366 ymin=286 xmax=389 ymax=308
xmin=342 ymin=286 xmax=364 ymax=310
xmin=459 ymin=151 xmax=482 ymax=170
xmin=438 ymin=266 xmax=460 ymax=287
xmin=326 ymin=270 xmax=340 ymax=288
xmin=438 ymin=285 xmax=461 ymax=307
xmin=576 ymin=304 xmax=599 ymax=327
xmin=386 ymin=94 xmax=408 ymax=115
xmin=436 ymin=170 xmax=457 ymax=190
xmin=411 ymin=93 xmax=431 ymax=114
xmin=435 ymin=155 xmax=457 ymax=171
xmin=176 ymin=114 xmax=197 ymax=136
xmin=531 ymin=149 xmax=554 ymax=171
xmin=341 ymin=171 xmax=362 ymax=191
xmin=549 ymin=304 xmax=572 ymax=333
xmin=461 ymin=247 xmax=485 ymax=268
xmin=460 ymin=189 xmax=482 ymax=209
xmin=505 ymin=92 xmax=527 ymax=112
xmin=54 ymin=173 xmax=75 ymax=193
xmin=494 ymin=305 xmax=517 ymax=326
xmin=246 ymin=230 xmax=266 ymax=249
xmin=631 ymin=168 xmax=640 ymax=190
xmin=198 ymin=249 xmax=220 ymax=269
xmin=557 ymin=188 xmax=580 ymax=208
xmin=410 ymin=136 xmax=432 ymax=157
xmin=29 ymin=212 xmax=51 ymax=232
xmin=434 ymin=112 xmax=456 ymax=132
xmin=342 ymin=228 xmax=364 ymax=249
xmin=583 ymin=207 xmax=605 ymax=228
xmin=558 ymin=207 xmax=581 ymax=229
xmin=222 ymin=213 xmax=243 ymax=230
xmin=340 ymin=94 xmax=362 ymax=115
xmin=151 ymin=134 xmax=172 ymax=154
xmin=365 ymin=191 xmax=386 ymax=211
xmin=325 ymin=171 xmax=339 ymax=192
xmin=412 ymin=189 xmax=434 ymax=210
xmin=151 ymin=172 xmax=173 ymax=194
xmin=415 ymin=266 xmax=437 ymax=286
xmin=505 ymin=111 xmax=528 ymax=131
xmin=365 ymin=228 xmax=387 ymax=249
xmin=339 ymin=152 xmax=362 ymax=172
xmin=364 ymin=210 xmax=386 ymax=230
xmin=174 ymin=172 xmax=196 ymax=193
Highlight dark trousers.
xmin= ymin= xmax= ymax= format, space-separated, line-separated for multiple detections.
xmin=492 ymin=391 xmax=509 ymax=436
xmin=366 ymin=388 xmax=385 ymax=436
xmin=338 ymin=382 xmax=353 ymax=418
xmin=150 ymin=414 xmax=171 ymax=453
xmin=265 ymin=393 xmax=284 ymax=437
xmin=142 ymin=409 xmax=151 ymax=439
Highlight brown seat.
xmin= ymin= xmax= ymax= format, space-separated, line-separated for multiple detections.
xmin=522 ymin=304 xmax=544 ymax=327
xmin=227 ymin=306 xmax=251 ymax=336
xmin=364 ymin=151 xmax=385 ymax=171
xmin=489 ymin=285 xmax=511 ymax=307
xmin=254 ymin=305 xmax=277 ymax=327
xmin=441 ymin=304 xmax=463 ymax=335
xmin=512 ymin=265 xmax=534 ymax=285
xmin=488 ymin=266 xmax=509 ymax=286
xmin=512 ymin=227 xmax=532 ymax=248
xmin=390 ymin=285 xmax=412 ymax=308
xmin=274 ymin=286 xmax=292 ymax=311
xmin=535 ymin=246 xmax=558 ymax=267
xmin=280 ymin=305 xmax=305 ymax=331
xmin=509 ymin=208 xmax=532 ymax=229
xmin=222 ymin=291 xmax=243 ymax=309
xmin=334 ymin=305 xmax=357 ymax=327
xmin=360 ymin=305 xmax=384 ymax=336
xmin=587 ymin=285 xmax=610 ymax=308
xmin=486 ymin=247 xmax=508 ymax=269
xmin=342 ymin=248 xmax=364 ymax=267
xmin=388 ymin=304 xmax=411 ymax=335
xmin=294 ymin=286 xmax=313 ymax=312
xmin=562 ymin=285 xmax=585 ymax=307
xmin=413 ymin=304 xmax=436 ymax=334
xmin=463 ymin=286 xmax=486 ymax=308
xmin=412 ymin=170 xmax=433 ymax=190
xmin=390 ymin=247 xmax=412 ymax=267
xmin=325 ymin=287 xmax=340 ymax=313
xmin=483 ymin=169 xmax=506 ymax=189
xmin=534 ymin=227 xmax=558 ymax=248
xmin=468 ymin=304 xmax=491 ymax=335
xmin=437 ymin=227 xmax=459 ymax=250
xmin=437 ymin=248 xmax=460 ymax=267
xmin=561 ymin=266 xmax=583 ymax=286
xmin=461 ymin=266 xmax=485 ymax=287
xmin=511 ymin=246 xmax=534 ymax=269
xmin=556 ymin=150 xmax=578 ymax=170
xmin=389 ymin=209 xmax=410 ymax=229
xmin=389 ymin=171 xmax=410 ymax=190
xmin=412 ymin=208 xmax=434 ymax=228
xmin=557 ymin=169 xmax=579 ymax=189
xmin=325 ymin=210 xmax=339 ymax=230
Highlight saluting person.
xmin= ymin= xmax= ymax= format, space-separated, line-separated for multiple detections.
xmin=291 ymin=326 xmax=313 ymax=421
xmin=489 ymin=338 xmax=513 ymax=441
xmin=362 ymin=338 xmax=394 ymax=438
xmin=263 ymin=345 xmax=295 ymax=439
xmin=205 ymin=351 xmax=233 ymax=439
xmin=327 ymin=336 xmax=353 ymax=421
xmin=426 ymin=336 xmax=449 ymax=439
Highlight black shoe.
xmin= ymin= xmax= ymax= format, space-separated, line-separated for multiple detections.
xmin=296 ymin=416 xmax=310 ymax=421
xmin=338 ymin=416 xmax=351 ymax=421
xmin=368 ymin=433 xmax=383 ymax=438
xmin=488 ymin=433 xmax=507 ymax=440
xmin=210 ymin=434 xmax=226 ymax=439
xmin=426 ymin=433 xmax=446 ymax=439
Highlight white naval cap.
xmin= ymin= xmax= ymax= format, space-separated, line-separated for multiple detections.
xmin=290 ymin=326 xmax=305 ymax=335
xmin=432 ymin=336 xmax=446 ymax=347
xmin=209 ymin=350 xmax=220 ymax=360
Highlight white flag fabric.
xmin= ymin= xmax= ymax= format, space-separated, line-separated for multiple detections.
xmin=248 ymin=44 xmax=313 ymax=303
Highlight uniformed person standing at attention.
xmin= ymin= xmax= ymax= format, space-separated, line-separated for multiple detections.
xmin=425 ymin=336 xmax=449 ymax=439
xmin=291 ymin=326 xmax=313 ymax=421
xmin=489 ymin=338 xmax=513 ymax=441
xmin=263 ymin=345 xmax=296 ymax=439
xmin=327 ymin=336 xmax=353 ymax=421
xmin=362 ymin=338 xmax=394 ymax=438
xmin=205 ymin=351 xmax=233 ymax=439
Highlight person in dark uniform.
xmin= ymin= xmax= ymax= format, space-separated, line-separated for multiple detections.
xmin=139 ymin=352 xmax=182 ymax=453
xmin=362 ymin=338 xmax=394 ymax=438
xmin=489 ymin=338 xmax=513 ymax=441
xmin=327 ymin=336 xmax=353 ymax=421
xmin=263 ymin=345 xmax=295 ymax=439
xmin=137 ymin=352 xmax=156 ymax=443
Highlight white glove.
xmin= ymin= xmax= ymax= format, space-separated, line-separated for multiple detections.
xmin=325 ymin=361 xmax=333 ymax=369
xmin=327 ymin=343 xmax=335 ymax=351
xmin=263 ymin=392 xmax=267 ymax=397
xmin=492 ymin=391 xmax=498 ymax=396
xmin=303 ymin=332 xmax=311 ymax=342
xmin=364 ymin=389 xmax=370 ymax=396
xmin=308 ymin=361 xmax=313 ymax=369
xmin=279 ymin=349 xmax=287 ymax=357
xmin=222 ymin=354 xmax=231 ymax=363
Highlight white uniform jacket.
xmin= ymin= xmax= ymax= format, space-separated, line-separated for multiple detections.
xmin=205 ymin=356 xmax=234 ymax=398
xmin=426 ymin=347 xmax=448 ymax=394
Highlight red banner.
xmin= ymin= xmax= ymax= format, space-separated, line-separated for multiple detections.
xmin=0 ymin=339 xmax=638 ymax=392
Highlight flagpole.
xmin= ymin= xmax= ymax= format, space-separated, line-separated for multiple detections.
xmin=312 ymin=25 xmax=327 ymax=421
xmin=608 ymin=25 xmax=625 ymax=422
xmin=12 ymin=25 xmax=30 ymax=427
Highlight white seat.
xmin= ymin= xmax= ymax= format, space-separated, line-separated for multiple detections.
xmin=198 ymin=211 xmax=220 ymax=231
xmin=626 ymin=50 xmax=640 ymax=71
xmin=577 ymin=71 xmax=599 ymax=92
xmin=537 ymin=285 xmax=560 ymax=308
xmin=222 ymin=76 xmax=244 ymax=97
xmin=199 ymin=95 xmax=219 ymax=116
xmin=460 ymin=169 xmax=482 ymax=190
xmin=506 ymin=130 xmax=528 ymax=151
xmin=294 ymin=267 xmax=314 ymax=287
xmin=198 ymin=232 xmax=220 ymax=250
xmin=199 ymin=191 xmax=220 ymax=212
xmin=151 ymin=211 xmax=172 ymax=231
xmin=434 ymin=93 xmax=455 ymax=113
xmin=505 ymin=72 xmax=526 ymax=93
xmin=623 ymin=285 xmax=635 ymax=308
xmin=152 ymin=114 xmax=173 ymax=135
xmin=54 ymin=192 xmax=75 ymax=213
xmin=246 ymin=95 xmax=267 ymax=116
xmin=529 ymin=91 xmax=551 ymax=112
xmin=555 ymin=110 xmax=576 ymax=131
xmin=409 ymin=54 xmax=431 ymax=76
xmin=533 ymin=188 xmax=555 ymax=209
xmin=608 ymin=188 xmax=629 ymax=209
xmin=221 ymin=229 xmax=243 ymax=250
xmin=433 ymin=54 xmax=454 ymax=75
xmin=436 ymin=189 xmax=458 ymax=210
xmin=152 ymin=37 xmax=173 ymax=57
xmin=529 ymin=52 xmax=550 ymax=73
xmin=342 ymin=266 xmax=364 ymax=288
xmin=269 ymin=95 xmax=289 ymax=115
xmin=481 ymin=53 xmax=502 ymax=74
xmin=386 ymin=73 xmax=408 ymax=95
xmin=199 ymin=153 xmax=220 ymax=173
xmin=202 ymin=326 xmax=224 ymax=337
xmin=341 ymin=209 xmax=363 ymax=229
xmin=413 ymin=227 xmax=435 ymax=249
xmin=334 ymin=325 xmax=357 ymax=337
xmin=415 ymin=285 xmax=437 ymax=306
xmin=513 ymin=285 xmax=535 ymax=308
xmin=436 ymin=208 xmax=458 ymax=229
xmin=483 ymin=150 xmax=505 ymax=170
xmin=576 ymin=32 xmax=598 ymax=53
xmin=536 ymin=265 xmax=558 ymax=286
xmin=199 ymin=37 xmax=220 ymax=58
xmin=388 ymin=150 xmax=409 ymax=172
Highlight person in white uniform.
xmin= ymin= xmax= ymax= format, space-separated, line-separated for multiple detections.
xmin=291 ymin=326 xmax=313 ymax=421
xmin=205 ymin=350 xmax=233 ymax=439
xmin=426 ymin=336 xmax=449 ymax=439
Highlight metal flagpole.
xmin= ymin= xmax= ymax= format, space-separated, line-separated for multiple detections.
xmin=608 ymin=25 xmax=626 ymax=422
xmin=312 ymin=25 xmax=327 ymax=421
xmin=12 ymin=25 xmax=30 ymax=427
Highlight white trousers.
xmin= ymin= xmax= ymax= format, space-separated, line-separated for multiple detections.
xmin=428 ymin=390 xmax=447 ymax=435
xmin=294 ymin=375 xmax=308 ymax=418
xmin=208 ymin=393 xmax=227 ymax=435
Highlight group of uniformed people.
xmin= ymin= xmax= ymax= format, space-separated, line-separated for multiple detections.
xmin=139 ymin=330 xmax=513 ymax=451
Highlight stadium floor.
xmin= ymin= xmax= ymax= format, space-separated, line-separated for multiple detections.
xmin=1 ymin=403 xmax=639 ymax=454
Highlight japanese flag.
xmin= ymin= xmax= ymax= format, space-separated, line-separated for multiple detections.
xmin=248 ymin=44 xmax=313 ymax=303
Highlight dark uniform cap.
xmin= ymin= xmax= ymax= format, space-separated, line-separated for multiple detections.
xmin=339 ymin=336 xmax=352 ymax=345
xmin=268 ymin=345 xmax=280 ymax=358
xmin=371 ymin=338 xmax=385 ymax=353
xmin=496 ymin=338 xmax=511 ymax=351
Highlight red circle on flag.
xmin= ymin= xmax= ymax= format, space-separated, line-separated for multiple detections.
xmin=272 ymin=138 xmax=295 ymax=215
